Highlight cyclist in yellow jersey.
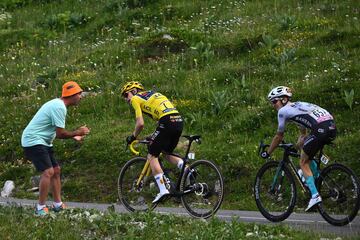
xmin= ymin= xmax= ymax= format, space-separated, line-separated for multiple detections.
xmin=121 ymin=81 xmax=184 ymax=203
xmin=131 ymin=90 xmax=179 ymax=121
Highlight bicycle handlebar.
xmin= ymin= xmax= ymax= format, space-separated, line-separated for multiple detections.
xmin=129 ymin=140 xmax=150 ymax=156
xmin=258 ymin=140 xmax=299 ymax=158
xmin=127 ymin=135 xmax=201 ymax=156
xmin=258 ymin=140 xmax=269 ymax=156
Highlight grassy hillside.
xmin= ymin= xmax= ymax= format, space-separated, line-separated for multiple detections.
xmin=0 ymin=0 xmax=359 ymax=210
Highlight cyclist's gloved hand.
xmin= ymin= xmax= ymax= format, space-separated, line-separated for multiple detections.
xmin=126 ymin=135 xmax=136 ymax=144
xmin=260 ymin=151 xmax=270 ymax=159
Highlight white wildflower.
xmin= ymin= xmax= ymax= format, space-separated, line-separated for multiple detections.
xmin=162 ymin=34 xmax=173 ymax=40
xmin=246 ymin=232 xmax=254 ymax=237
xmin=0 ymin=12 xmax=12 ymax=22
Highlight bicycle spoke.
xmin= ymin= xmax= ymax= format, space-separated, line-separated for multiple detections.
xmin=254 ymin=161 xmax=296 ymax=222
xmin=118 ymin=157 xmax=158 ymax=212
xmin=317 ymin=163 xmax=360 ymax=226
xmin=180 ymin=160 xmax=224 ymax=219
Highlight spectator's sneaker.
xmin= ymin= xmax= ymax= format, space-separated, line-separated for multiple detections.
xmin=152 ymin=191 xmax=170 ymax=204
xmin=305 ymin=194 xmax=322 ymax=212
xmin=35 ymin=206 xmax=49 ymax=216
xmin=51 ymin=203 xmax=66 ymax=212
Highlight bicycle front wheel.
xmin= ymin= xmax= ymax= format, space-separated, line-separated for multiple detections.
xmin=254 ymin=161 xmax=297 ymax=222
xmin=118 ymin=157 xmax=157 ymax=212
xmin=180 ymin=160 xmax=224 ymax=219
xmin=317 ymin=163 xmax=360 ymax=226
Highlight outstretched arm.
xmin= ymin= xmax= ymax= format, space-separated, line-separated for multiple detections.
xmin=133 ymin=116 xmax=144 ymax=138
xmin=56 ymin=125 xmax=90 ymax=139
xmin=267 ymin=132 xmax=284 ymax=155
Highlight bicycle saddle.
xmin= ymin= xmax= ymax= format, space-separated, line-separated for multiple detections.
xmin=183 ymin=135 xmax=201 ymax=141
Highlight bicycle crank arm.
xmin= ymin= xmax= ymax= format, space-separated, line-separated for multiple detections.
xmin=181 ymin=183 xmax=207 ymax=195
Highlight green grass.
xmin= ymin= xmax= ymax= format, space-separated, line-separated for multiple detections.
xmin=0 ymin=0 xmax=360 ymax=214
xmin=0 ymin=205 xmax=349 ymax=240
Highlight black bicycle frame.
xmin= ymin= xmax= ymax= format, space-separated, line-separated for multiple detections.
xmin=160 ymin=135 xmax=201 ymax=196
xmin=269 ymin=143 xmax=311 ymax=193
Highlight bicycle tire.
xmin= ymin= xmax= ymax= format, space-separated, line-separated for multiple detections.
xmin=254 ymin=161 xmax=297 ymax=222
xmin=118 ymin=157 xmax=157 ymax=212
xmin=317 ymin=163 xmax=360 ymax=226
xmin=180 ymin=160 xmax=224 ymax=219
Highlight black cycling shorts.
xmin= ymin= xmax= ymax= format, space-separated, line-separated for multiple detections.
xmin=148 ymin=114 xmax=184 ymax=157
xmin=23 ymin=145 xmax=59 ymax=172
xmin=303 ymin=120 xmax=336 ymax=159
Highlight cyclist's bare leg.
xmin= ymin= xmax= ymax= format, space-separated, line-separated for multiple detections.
xmin=148 ymin=154 xmax=163 ymax=175
xmin=148 ymin=153 xmax=169 ymax=202
xmin=164 ymin=154 xmax=183 ymax=167
xmin=300 ymin=151 xmax=312 ymax=177
xmin=301 ymin=150 xmax=321 ymax=211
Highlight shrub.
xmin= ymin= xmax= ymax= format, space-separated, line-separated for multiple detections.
xmin=210 ymin=90 xmax=233 ymax=116
xmin=43 ymin=11 xmax=90 ymax=31
xmin=344 ymin=89 xmax=354 ymax=110
xmin=278 ymin=15 xmax=297 ymax=31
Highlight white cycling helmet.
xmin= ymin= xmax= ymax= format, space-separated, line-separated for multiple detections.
xmin=267 ymin=86 xmax=292 ymax=101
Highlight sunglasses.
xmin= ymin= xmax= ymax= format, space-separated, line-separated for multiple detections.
xmin=123 ymin=92 xmax=129 ymax=98
xmin=271 ymin=99 xmax=278 ymax=104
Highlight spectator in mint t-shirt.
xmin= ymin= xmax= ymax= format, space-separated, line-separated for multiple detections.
xmin=21 ymin=81 xmax=90 ymax=216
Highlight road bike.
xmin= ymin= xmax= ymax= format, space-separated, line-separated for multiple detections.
xmin=254 ymin=141 xmax=360 ymax=226
xmin=118 ymin=135 xmax=224 ymax=219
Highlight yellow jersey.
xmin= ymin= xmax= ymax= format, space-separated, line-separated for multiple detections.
xmin=130 ymin=91 xmax=179 ymax=121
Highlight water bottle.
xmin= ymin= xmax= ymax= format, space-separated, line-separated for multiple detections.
xmin=297 ymin=169 xmax=306 ymax=183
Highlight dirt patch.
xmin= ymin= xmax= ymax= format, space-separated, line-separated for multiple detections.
xmin=137 ymin=34 xmax=189 ymax=62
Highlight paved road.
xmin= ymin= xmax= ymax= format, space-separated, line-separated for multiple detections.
xmin=1 ymin=197 xmax=359 ymax=237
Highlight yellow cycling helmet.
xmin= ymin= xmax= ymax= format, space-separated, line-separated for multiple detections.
xmin=121 ymin=81 xmax=144 ymax=95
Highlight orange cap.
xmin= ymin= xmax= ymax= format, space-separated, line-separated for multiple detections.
xmin=62 ymin=81 xmax=83 ymax=97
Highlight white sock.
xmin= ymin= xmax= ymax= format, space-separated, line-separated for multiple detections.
xmin=37 ymin=204 xmax=46 ymax=211
xmin=177 ymin=160 xmax=184 ymax=169
xmin=53 ymin=201 xmax=63 ymax=208
xmin=154 ymin=173 xmax=168 ymax=193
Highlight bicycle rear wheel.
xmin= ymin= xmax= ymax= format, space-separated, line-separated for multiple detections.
xmin=118 ymin=157 xmax=157 ymax=212
xmin=254 ymin=161 xmax=297 ymax=222
xmin=317 ymin=163 xmax=360 ymax=226
xmin=180 ymin=160 xmax=224 ymax=219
